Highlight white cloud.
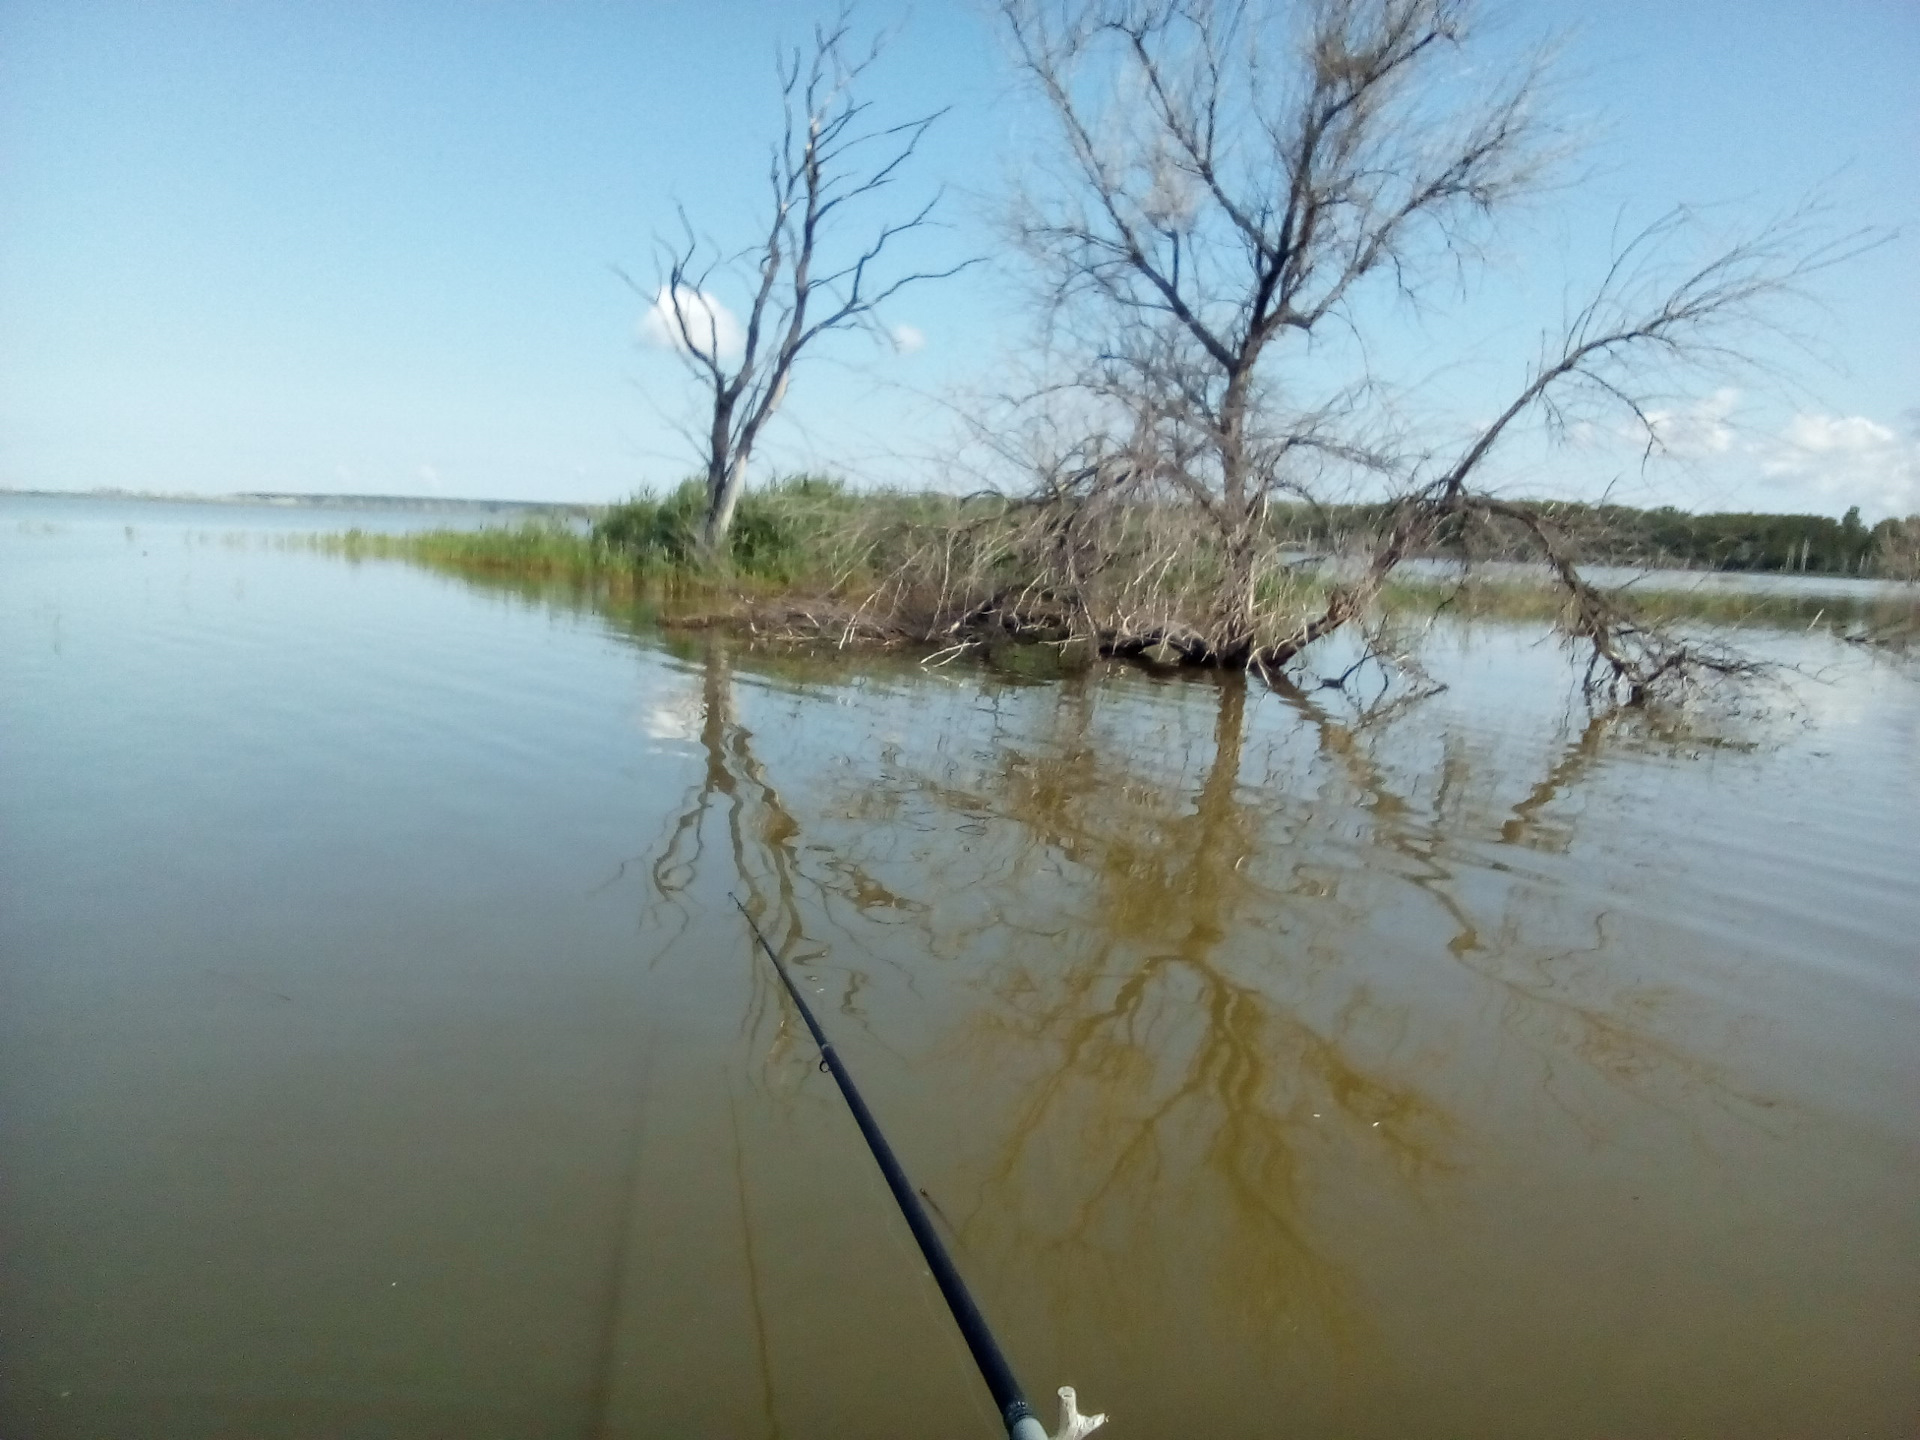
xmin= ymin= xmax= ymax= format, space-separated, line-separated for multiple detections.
xmin=1556 ymin=391 xmax=1919 ymax=520
xmin=1779 ymin=412 xmax=1897 ymax=454
xmin=640 ymin=285 xmax=744 ymax=362
xmin=1758 ymin=411 xmax=1918 ymax=518
xmin=1644 ymin=386 xmax=1740 ymax=458
xmin=890 ymin=323 xmax=926 ymax=355
xmin=640 ymin=687 xmax=704 ymax=747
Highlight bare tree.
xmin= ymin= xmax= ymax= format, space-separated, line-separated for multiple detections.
xmin=643 ymin=10 xmax=967 ymax=554
xmin=1873 ymin=514 xmax=1920 ymax=584
xmin=987 ymin=0 xmax=1874 ymax=701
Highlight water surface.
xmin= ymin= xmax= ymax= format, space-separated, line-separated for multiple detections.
xmin=3 ymin=496 xmax=1916 ymax=1437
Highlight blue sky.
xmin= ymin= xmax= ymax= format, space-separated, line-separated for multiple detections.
xmin=1 ymin=0 xmax=1914 ymax=517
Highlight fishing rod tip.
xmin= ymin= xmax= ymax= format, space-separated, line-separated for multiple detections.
xmin=1053 ymin=1386 xmax=1107 ymax=1439
xmin=1012 ymin=1387 xmax=1106 ymax=1440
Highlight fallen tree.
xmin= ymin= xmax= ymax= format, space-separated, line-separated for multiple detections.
xmin=924 ymin=0 xmax=1880 ymax=703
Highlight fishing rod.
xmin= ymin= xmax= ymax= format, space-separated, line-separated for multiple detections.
xmin=730 ymin=894 xmax=1102 ymax=1440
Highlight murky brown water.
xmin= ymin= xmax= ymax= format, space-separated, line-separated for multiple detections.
xmin=4 ymin=497 xmax=1917 ymax=1438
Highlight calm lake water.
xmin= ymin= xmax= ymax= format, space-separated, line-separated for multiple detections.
xmin=3 ymin=495 xmax=1917 ymax=1439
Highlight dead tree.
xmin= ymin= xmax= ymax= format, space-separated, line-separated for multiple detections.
xmin=1873 ymin=514 xmax=1920 ymax=584
xmin=994 ymin=0 xmax=1874 ymax=700
xmin=644 ymin=10 xmax=966 ymax=555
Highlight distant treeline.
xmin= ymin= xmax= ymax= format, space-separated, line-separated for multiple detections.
xmin=1270 ymin=501 xmax=1918 ymax=578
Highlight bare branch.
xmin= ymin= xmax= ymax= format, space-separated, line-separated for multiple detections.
xmin=976 ymin=0 xmax=1885 ymax=702
xmin=639 ymin=5 xmax=972 ymax=553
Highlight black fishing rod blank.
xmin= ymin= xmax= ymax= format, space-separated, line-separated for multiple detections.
xmin=731 ymin=894 xmax=1103 ymax=1440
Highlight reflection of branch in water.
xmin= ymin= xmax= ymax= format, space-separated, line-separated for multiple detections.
xmin=606 ymin=626 xmax=1783 ymax=1363
xmin=1496 ymin=705 xmax=1759 ymax=854
xmin=870 ymin=677 xmax=1458 ymax=1343
xmin=637 ymin=637 xmax=811 ymax=1047
xmin=839 ymin=668 xmax=1786 ymax=1346
xmin=1498 ymin=711 xmax=1618 ymax=852
xmin=1273 ymin=679 xmax=1781 ymax=1133
xmin=630 ymin=636 xmax=926 ymax=1053
xmin=1474 ymin=911 xmax=1784 ymax=1142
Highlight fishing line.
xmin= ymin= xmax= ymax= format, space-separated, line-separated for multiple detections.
xmin=584 ymin=1021 xmax=664 ymax=1440
xmin=723 ymin=1066 xmax=782 ymax=1440
xmin=730 ymin=892 xmax=1056 ymax=1440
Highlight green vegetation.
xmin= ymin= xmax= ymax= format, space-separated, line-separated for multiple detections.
xmin=309 ymin=476 xmax=967 ymax=598
xmin=317 ymin=519 xmax=607 ymax=581
xmin=1269 ymin=500 xmax=1911 ymax=578
xmin=1379 ymin=574 xmax=1917 ymax=635
xmin=316 ymin=480 xmax=1920 ymax=587
xmin=591 ymin=475 xmax=868 ymax=581
xmin=311 ymin=477 xmax=825 ymax=585
xmin=306 ymin=479 xmax=1918 ymax=658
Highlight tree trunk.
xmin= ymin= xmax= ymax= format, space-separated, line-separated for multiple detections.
xmin=702 ymin=453 xmax=747 ymax=558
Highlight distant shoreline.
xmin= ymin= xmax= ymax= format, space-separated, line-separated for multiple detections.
xmin=0 ymin=487 xmax=598 ymax=518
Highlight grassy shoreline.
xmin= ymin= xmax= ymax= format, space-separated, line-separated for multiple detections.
xmin=302 ymin=490 xmax=1919 ymax=653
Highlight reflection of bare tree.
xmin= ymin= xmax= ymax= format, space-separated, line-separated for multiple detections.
xmin=1499 ymin=712 xmax=1618 ymax=852
xmin=645 ymin=638 xmax=803 ymax=947
xmin=588 ymin=639 xmax=941 ymax=1440
xmin=1269 ymin=681 xmax=1779 ymax=1132
xmin=824 ymin=668 xmax=1784 ymax=1344
xmin=602 ymin=612 xmax=1780 ymax=1363
xmin=637 ymin=636 xmax=926 ymax=1037
xmin=1492 ymin=706 xmax=1749 ymax=853
xmin=860 ymin=675 xmax=1457 ymax=1343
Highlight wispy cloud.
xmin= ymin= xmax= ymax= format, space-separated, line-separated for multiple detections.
xmin=1758 ymin=410 xmax=1918 ymax=518
xmin=1563 ymin=390 xmax=1917 ymax=519
xmin=890 ymin=323 xmax=926 ymax=355
xmin=1644 ymin=386 xmax=1740 ymax=458
xmin=639 ymin=285 xmax=743 ymax=362
xmin=639 ymin=686 xmax=703 ymax=749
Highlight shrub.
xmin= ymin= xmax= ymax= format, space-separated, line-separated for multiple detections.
xmin=592 ymin=474 xmax=858 ymax=580
xmin=592 ymin=481 xmax=704 ymax=567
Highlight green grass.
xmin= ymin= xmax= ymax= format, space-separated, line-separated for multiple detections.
xmin=301 ymin=478 xmax=1918 ymax=647
xmin=1381 ymin=574 xmax=1918 ymax=633
xmin=308 ymin=475 xmax=1005 ymax=598
xmin=306 ymin=476 xmax=863 ymax=590
xmin=315 ymin=520 xmax=604 ymax=579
